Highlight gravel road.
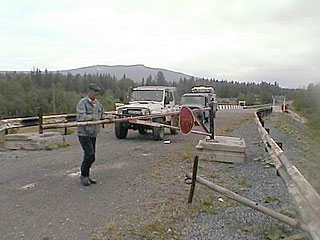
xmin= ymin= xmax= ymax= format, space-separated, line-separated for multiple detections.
xmin=0 ymin=109 xmax=298 ymax=240
xmin=184 ymin=120 xmax=297 ymax=240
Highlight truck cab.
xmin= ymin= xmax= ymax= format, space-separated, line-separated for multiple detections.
xmin=191 ymin=86 xmax=216 ymax=102
xmin=180 ymin=86 xmax=216 ymax=122
xmin=115 ymin=86 xmax=177 ymax=140
xmin=180 ymin=93 xmax=210 ymax=122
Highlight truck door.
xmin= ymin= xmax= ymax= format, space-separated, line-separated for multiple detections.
xmin=164 ymin=91 xmax=174 ymax=108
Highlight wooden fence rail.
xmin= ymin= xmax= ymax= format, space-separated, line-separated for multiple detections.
xmin=255 ymin=108 xmax=320 ymax=239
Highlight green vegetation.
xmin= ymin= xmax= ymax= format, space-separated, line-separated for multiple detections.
xmin=57 ymin=143 xmax=70 ymax=149
xmin=267 ymin=113 xmax=320 ymax=193
xmin=264 ymin=223 xmax=293 ymax=240
xmin=0 ymin=70 xmax=132 ymax=117
xmin=0 ymin=69 xmax=297 ymax=119
xmin=291 ymin=83 xmax=320 ymax=130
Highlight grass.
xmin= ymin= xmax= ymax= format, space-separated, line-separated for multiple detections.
xmin=237 ymin=177 xmax=248 ymax=187
xmin=263 ymin=223 xmax=294 ymax=240
xmin=263 ymin=196 xmax=281 ymax=204
xmin=217 ymin=114 xmax=253 ymax=136
xmin=67 ymin=129 xmax=75 ymax=135
xmin=267 ymin=113 xmax=320 ymax=192
xmin=58 ymin=143 xmax=70 ymax=149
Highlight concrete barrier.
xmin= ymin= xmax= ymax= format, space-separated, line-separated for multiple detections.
xmin=195 ymin=136 xmax=246 ymax=163
xmin=3 ymin=132 xmax=66 ymax=150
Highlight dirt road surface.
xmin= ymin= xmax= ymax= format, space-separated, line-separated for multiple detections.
xmin=0 ymin=109 xmax=293 ymax=240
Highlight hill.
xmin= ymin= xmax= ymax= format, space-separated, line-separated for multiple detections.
xmin=59 ymin=64 xmax=192 ymax=83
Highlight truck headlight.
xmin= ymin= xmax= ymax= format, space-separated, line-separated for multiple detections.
xmin=143 ymin=109 xmax=150 ymax=115
xmin=117 ymin=109 xmax=123 ymax=115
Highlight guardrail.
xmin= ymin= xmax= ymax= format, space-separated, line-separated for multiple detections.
xmin=186 ymin=106 xmax=320 ymax=239
xmin=255 ymin=107 xmax=320 ymax=239
xmin=0 ymin=103 xmax=259 ymax=134
xmin=243 ymin=103 xmax=272 ymax=109
xmin=0 ymin=114 xmax=77 ymax=135
xmin=0 ymin=116 xmax=39 ymax=133
xmin=217 ymin=104 xmax=243 ymax=110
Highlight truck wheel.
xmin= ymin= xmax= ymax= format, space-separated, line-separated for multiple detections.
xmin=138 ymin=127 xmax=147 ymax=135
xmin=115 ymin=123 xmax=128 ymax=139
xmin=152 ymin=118 xmax=164 ymax=140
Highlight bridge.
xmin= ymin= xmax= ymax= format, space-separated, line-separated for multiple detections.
xmin=0 ymin=105 xmax=319 ymax=239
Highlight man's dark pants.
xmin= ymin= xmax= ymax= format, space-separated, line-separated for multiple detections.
xmin=78 ymin=136 xmax=96 ymax=177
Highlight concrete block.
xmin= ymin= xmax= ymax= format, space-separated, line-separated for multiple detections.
xmin=4 ymin=132 xmax=65 ymax=150
xmin=195 ymin=136 xmax=246 ymax=163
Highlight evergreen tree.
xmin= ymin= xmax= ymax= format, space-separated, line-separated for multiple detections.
xmin=156 ymin=71 xmax=166 ymax=85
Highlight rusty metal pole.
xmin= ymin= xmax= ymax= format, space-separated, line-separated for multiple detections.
xmin=209 ymin=102 xmax=214 ymax=139
xmin=64 ymin=114 xmax=68 ymax=135
xmin=209 ymin=101 xmax=217 ymax=139
xmin=188 ymin=156 xmax=199 ymax=203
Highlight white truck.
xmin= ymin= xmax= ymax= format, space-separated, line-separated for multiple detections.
xmin=115 ymin=86 xmax=178 ymax=140
xmin=191 ymin=86 xmax=216 ymax=101
xmin=180 ymin=86 xmax=216 ymax=122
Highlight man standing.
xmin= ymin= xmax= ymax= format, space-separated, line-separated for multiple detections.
xmin=76 ymin=83 xmax=103 ymax=186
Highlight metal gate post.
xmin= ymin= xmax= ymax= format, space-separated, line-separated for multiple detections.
xmin=64 ymin=115 xmax=68 ymax=135
xmin=188 ymin=156 xmax=199 ymax=203
xmin=36 ymin=101 xmax=43 ymax=134
xmin=209 ymin=101 xmax=217 ymax=139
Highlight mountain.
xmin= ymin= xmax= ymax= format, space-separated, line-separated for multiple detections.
xmin=59 ymin=64 xmax=193 ymax=82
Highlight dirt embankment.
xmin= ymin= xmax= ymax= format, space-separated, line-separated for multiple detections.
xmin=265 ymin=113 xmax=320 ymax=194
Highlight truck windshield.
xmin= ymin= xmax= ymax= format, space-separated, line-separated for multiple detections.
xmin=130 ymin=90 xmax=163 ymax=102
xmin=181 ymin=96 xmax=205 ymax=106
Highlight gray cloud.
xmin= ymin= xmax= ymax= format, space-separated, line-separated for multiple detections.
xmin=0 ymin=0 xmax=318 ymax=88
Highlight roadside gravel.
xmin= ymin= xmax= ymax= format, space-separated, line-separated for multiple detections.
xmin=96 ymin=110 xmax=299 ymax=240
xmin=184 ymin=120 xmax=297 ymax=240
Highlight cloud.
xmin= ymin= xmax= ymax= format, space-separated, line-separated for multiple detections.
xmin=0 ymin=0 xmax=319 ymax=88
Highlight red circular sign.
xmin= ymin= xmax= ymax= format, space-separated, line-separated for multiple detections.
xmin=179 ymin=106 xmax=195 ymax=134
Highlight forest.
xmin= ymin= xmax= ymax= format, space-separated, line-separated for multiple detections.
xmin=0 ymin=69 xmax=318 ymax=128
xmin=291 ymin=83 xmax=320 ymax=129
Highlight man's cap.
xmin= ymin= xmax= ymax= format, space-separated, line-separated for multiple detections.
xmin=87 ymin=83 xmax=101 ymax=92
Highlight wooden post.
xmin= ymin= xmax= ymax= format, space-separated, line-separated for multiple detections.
xmin=38 ymin=113 xmax=43 ymax=134
xmin=36 ymin=101 xmax=43 ymax=134
xmin=186 ymin=173 xmax=309 ymax=233
xmin=188 ymin=156 xmax=199 ymax=203
xmin=64 ymin=115 xmax=68 ymax=135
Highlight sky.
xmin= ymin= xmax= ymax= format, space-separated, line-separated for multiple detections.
xmin=0 ymin=0 xmax=319 ymax=88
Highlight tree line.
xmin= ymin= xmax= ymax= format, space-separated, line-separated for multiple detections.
xmin=0 ymin=69 xmax=312 ymax=121
xmin=291 ymin=83 xmax=320 ymax=129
